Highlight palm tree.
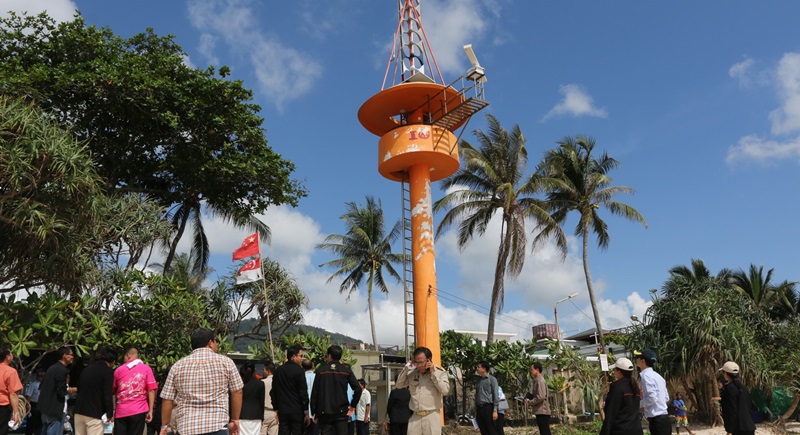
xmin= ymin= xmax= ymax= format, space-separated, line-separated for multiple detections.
xmin=539 ymin=135 xmax=647 ymax=343
xmin=161 ymin=199 xmax=271 ymax=274
xmin=729 ymin=264 xmax=796 ymax=317
xmin=663 ymin=258 xmax=731 ymax=298
xmin=317 ymin=196 xmax=404 ymax=350
xmin=433 ymin=114 xmax=566 ymax=343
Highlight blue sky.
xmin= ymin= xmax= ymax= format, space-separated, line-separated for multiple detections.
xmin=7 ymin=0 xmax=800 ymax=346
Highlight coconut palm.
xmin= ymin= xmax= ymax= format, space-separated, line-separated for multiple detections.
xmin=434 ymin=114 xmax=566 ymax=343
xmin=729 ymin=264 xmax=797 ymax=319
xmin=161 ymin=199 xmax=270 ymax=274
xmin=539 ymin=135 xmax=647 ymax=343
xmin=317 ymin=196 xmax=404 ymax=350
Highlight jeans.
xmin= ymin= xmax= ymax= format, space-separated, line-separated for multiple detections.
xmin=41 ymin=413 xmax=65 ymax=435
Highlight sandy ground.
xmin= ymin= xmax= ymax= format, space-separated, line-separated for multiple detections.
xmin=682 ymin=421 xmax=800 ymax=435
xmin=453 ymin=421 xmax=800 ymax=434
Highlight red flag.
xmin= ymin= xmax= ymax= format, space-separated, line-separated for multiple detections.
xmin=236 ymin=257 xmax=262 ymax=285
xmin=232 ymin=232 xmax=260 ymax=260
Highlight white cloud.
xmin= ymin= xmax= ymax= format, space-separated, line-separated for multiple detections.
xmin=729 ymin=57 xmax=756 ymax=87
xmin=0 ymin=0 xmax=77 ymax=22
xmin=725 ymin=134 xmax=800 ymax=164
xmin=727 ymin=52 xmax=800 ymax=166
xmin=419 ymin=0 xmax=495 ymax=77
xmin=769 ymin=52 xmax=800 ymax=136
xmin=542 ymin=84 xmax=609 ymax=121
xmin=186 ymin=0 xmax=322 ymax=110
xmin=166 ymin=202 xmax=651 ymax=346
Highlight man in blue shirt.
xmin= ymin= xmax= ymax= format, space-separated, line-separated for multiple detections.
xmin=634 ymin=350 xmax=670 ymax=435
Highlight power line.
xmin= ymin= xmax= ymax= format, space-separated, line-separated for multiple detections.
xmin=433 ymin=287 xmax=538 ymax=331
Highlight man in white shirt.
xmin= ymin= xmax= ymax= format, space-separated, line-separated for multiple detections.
xmin=634 ymin=349 xmax=670 ymax=435
xmin=355 ymin=380 xmax=370 ymax=435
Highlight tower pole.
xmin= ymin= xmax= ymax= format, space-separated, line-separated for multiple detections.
xmin=407 ymin=163 xmax=441 ymax=366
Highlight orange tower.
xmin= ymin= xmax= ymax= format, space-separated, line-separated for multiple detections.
xmin=358 ymin=0 xmax=488 ymax=366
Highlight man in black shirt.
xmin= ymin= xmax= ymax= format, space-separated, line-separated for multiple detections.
xmin=39 ymin=347 xmax=77 ymax=435
xmin=383 ymin=385 xmax=411 ymax=435
xmin=74 ymin=349 xmax=116 ymax=435
xmin=310 ymin=345 xmax=361 ymax=435
xmin=271 ymin=346 xmax=309 ymax=435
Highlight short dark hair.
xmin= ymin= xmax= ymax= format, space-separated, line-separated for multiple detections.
xmin=0 ymin=347 xmax=11 ymax=360
xmin=56 ymin=346 xmax=72 ymax=359
xmin=327 ymin=345 xmax=343 ymax=361
xmin=263 ymin=361 xmax=276 ymax=374
xmin=190 ymin=328 xmax=215 ymax=350
xmin=286 ymin=345 xmax=304 ymax=360
xmin=301 ymin=358 xmax=314 ymax=370
xmin=477 ymin=361 xmax=490 ymax=372
xmin=413 ymin=347 xmax=432 ymax=360
xmin=96 ymin=348 xmax=117 ymax=363
xmin=358 ymin=378 xmax=367 ymax=387
xmin=532 ymin=362 xmax=543 ymax=373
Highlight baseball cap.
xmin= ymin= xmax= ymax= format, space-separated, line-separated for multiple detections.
xmin=719 ymin=361 xmax=739 ymax=374
xmin=614 ymin=357 xmax=635 ymax=371
xmin=633 ymin=349 xmax=657 ymax=363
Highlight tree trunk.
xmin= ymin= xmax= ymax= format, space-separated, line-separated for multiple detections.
xmin=582 ymin=221 xmax=604 ymax=343
xmin=368 ymin=268 xmax=379 ymax=351
xmin=778 ymin=394 xmax=800 ymax=426
xmin=487 ymin=219 xmax=512 ymax=344
xmin=163 ymin=204 xmax=190 ymax=273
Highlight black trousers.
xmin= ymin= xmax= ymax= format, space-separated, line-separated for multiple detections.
xmin=475 ymin=403 xmax=498 ymax=435
xmin=113 ymin=412 xmax=147 ymax=435
xmin=25 ymin=403 xmax=41 ymax=435
xmin=388 ymin=422 xmax=407 ymax=435
xmin=494 ymin=412 xmax=505 ymax=435
xmin=278 ymin=413 xmax=305 ymax=435
xmin=0 ymin=405 xmax=11 ymax=435
xmin=647 ymin=415 xmax=672 ymax=435
xmin=317 ymin=416 xmax=348 ymax=435
xmin=534 ymin=414 xmax=551 ymax=435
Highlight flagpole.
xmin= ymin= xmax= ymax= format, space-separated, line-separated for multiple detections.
xmin=256 ymin=232 xmax=276 ymax=363
xmin=261 ymin=274 xmax=276 ymax=363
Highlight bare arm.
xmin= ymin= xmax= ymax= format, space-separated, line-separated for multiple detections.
xmin=10 ymin=391 xmax=20 ymax=425
xmin=229 ymin=389 xmax=243 ymax=435
xmin=145 ymin=389 xmax=156 ymax=422
xmin=159 ymin=399 xmax=173 ymax=435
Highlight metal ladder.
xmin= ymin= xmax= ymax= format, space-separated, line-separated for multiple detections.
xmin=401 ymin=174 xmax=415 ymax=360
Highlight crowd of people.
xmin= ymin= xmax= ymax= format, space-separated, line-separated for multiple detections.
xmin=599 ymin=350 xmax=755 ymax=435
xmin=2 ymin=339 xmax=758 ymax=435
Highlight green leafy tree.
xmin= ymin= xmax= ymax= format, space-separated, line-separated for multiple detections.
xmin=225 ymin=258 xmax=308 ymax=358
xmin=0 ymin=291 xmax=111 ymax=372
xmin=629 ymin=260 xmax=772 ymax=425
xmin=539 ymin=135 xmax=647 ymax=343
xmin=0 ymin=12 xmax=306 ymax=272
xmin=317 ymin=196 xmax=404 ymax=350
xmin=0 ymin=96 xmax=172 ymax=294
xmin=434 ymin=114 xmax=565 ymax=343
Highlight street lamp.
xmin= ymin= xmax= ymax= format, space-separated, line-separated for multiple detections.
xmin=554 ymin=292 xmax=579 ymax=346
xmin=553 ymin=292 xmax=578 ymax=423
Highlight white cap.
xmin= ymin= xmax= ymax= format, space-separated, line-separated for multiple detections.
xmin=614 ymin=357 xmax=635 ymax=371
xmin=719 ymin=361 xmax=740 ymax=374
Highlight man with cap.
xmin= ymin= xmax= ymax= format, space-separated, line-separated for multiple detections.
xmin=718 ymin=361 xmax=755 ymax=435
xmin=634 ymin=350 xmax=670 ymax=435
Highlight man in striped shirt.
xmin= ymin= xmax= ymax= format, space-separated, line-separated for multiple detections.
xmin=160 ymin=328 xmax=244 ymax=435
